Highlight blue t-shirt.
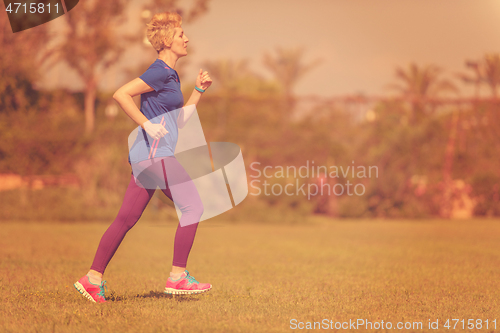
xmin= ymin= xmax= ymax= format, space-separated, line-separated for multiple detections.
xmin=128 ymin=59 xmax=184 ymax=164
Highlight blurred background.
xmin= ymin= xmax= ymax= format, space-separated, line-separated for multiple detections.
xmin=1 ymin=0 xmax=500 ymax=222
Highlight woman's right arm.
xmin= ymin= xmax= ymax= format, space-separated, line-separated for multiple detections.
xmin=113 ymin=78 xmax=168 ymax=140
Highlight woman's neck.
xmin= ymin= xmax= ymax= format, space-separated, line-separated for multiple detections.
xmin=158 ymin=50 xmax=178 ymax=69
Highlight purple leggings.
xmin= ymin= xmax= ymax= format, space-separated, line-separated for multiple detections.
xmin=90 ymin=157 xmax=203 ymax=274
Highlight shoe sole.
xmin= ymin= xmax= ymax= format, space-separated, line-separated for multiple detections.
xmin=74 ymin=282 xmax=98 ymax=303
xmin=164 ymin=286 xmax=212 ymax=295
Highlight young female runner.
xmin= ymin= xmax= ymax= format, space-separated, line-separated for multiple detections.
xmin=74 ymin=11 xmax=212 ymax=303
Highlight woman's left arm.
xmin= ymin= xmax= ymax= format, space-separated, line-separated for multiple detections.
xmin=185 ymin=68 xmax=212 ymax=107
xmin=178 ymin=69 xmax=212 ymax=127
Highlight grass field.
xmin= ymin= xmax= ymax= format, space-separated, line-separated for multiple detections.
xmin=1 ymin=218 xmax=500 ymax=332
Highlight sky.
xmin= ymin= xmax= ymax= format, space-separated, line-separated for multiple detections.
xmin=42 ymin=0 xmax=500 ymax=97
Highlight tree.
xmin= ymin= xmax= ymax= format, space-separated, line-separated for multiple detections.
xmin=457 ymin=60 xmax=483 ymax=99
xmin=201 ymin=58 xmax=279 ymax=138
xmin=390 ymin=63 xmax=456 ymax=124
xmin=457 ymin=54 xmax=500 ymax=99
xmin=201 ymin=59 xmax=248 ymax=137
xmin=482 ymin=53 xmax=500 ymax=99
xmin=202 ymin=59 xmax=251 ymax=92
xmin=263 ymin=47 xmax=322 ymax=122
xmin=52 ymin=0 xmax=131 ymax=134
xmin=388 ymin=64 xmax=459 ymax=217
xmin=0 ymin=12 xmax=52 ymax=112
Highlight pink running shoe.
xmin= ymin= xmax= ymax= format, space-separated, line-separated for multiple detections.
xmin=74 ymin=276 xmax=107 ymax=303
xmin=164 ymin=270 xmax=212 ymax=295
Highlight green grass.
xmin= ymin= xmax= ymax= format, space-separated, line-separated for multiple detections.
xmin=1 ymin=218 xmax=500 ymax=332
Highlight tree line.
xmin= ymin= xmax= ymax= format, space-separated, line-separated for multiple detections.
xmin=1 ymin=1 xmax=499 ymax=220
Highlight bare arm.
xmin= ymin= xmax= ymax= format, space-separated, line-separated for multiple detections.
xmin=113 ymin=78 xmax=167 ymax=140
xmin=178 ymin=69 xmax=212 ymax=127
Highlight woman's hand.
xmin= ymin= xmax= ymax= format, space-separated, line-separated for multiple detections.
xmin=183 ymin=69 xmax=212 ymax=110
xmin=142 ymin=120 xmax=168 ymax=140
xmin=195 ymin=69 xmax=212 ymax=91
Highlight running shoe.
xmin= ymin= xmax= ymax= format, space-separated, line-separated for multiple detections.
xmin=74 ymin=276 xmax=107 ymax=303
xmin=164 ymin=270 xmax=212 ymax=295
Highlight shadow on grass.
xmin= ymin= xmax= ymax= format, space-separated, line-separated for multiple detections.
xmin=138 ymin=290 xmax=202 ymax=302
xmin=105 ymin=290 xmax=202 ymax=302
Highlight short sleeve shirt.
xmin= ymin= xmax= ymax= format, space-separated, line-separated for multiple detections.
xmin=128 ymin=59 xmax=184 ymax=164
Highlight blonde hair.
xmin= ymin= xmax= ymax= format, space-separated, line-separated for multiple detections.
xmin=146 ymin=12 xmax=182 ymax=53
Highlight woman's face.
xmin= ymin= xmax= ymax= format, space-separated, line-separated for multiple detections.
xmin=169 ymin=27 xmax=189 ymax=57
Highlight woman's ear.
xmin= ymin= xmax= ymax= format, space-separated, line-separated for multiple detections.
xmin=163 ymin=38 xmax=171 ymax=49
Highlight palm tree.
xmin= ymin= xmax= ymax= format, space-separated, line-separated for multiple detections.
xmin=263 ymin=47 xmax=322 ymax=122
xmin=202 ymin=59 xmax=260 ymax=137
xmin=202 ymin=59 xmax=251 ymax=93
xmin=457 ymin=60 xmax=483 ymax=99
xmin=390 ymin=63 xmax=459 ymax=217
xmin=390 ymin=63 xmax=457 ymax=124
xmin=457 ymin=54 xmax=500 ymax=100
xmin=482 ymin=54 xmax=500 ymax=99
